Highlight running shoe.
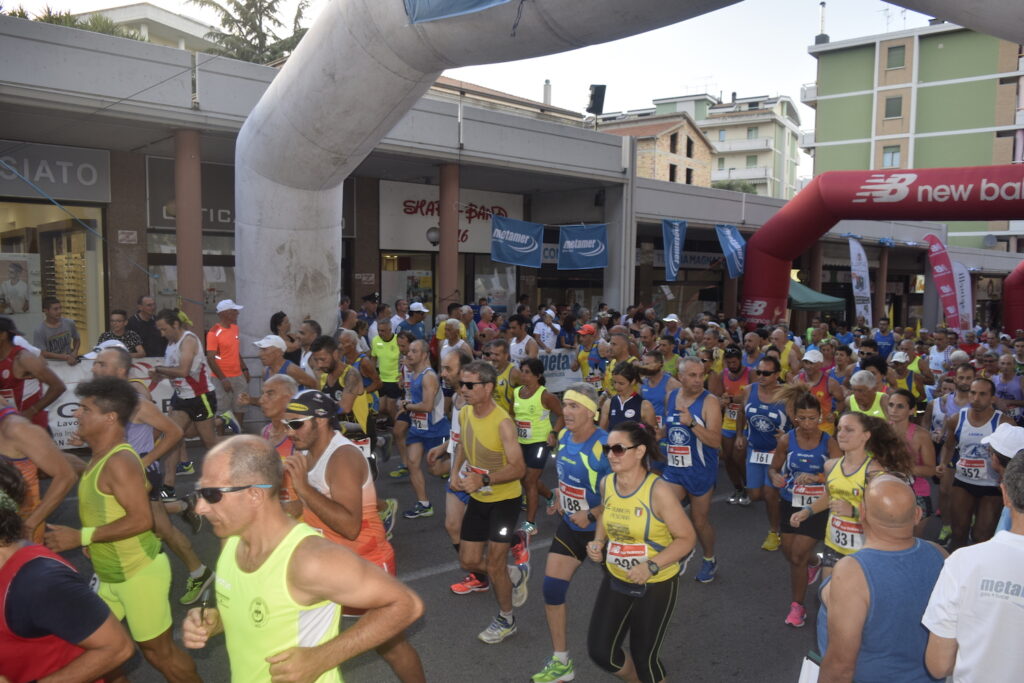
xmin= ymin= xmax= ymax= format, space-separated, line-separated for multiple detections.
xmin=937 ymin=525 xmax=952 ymax=544
xmin=806 ymin=561 xmax=822 ymax=587
xmin=519 ymin=521 xmax=538 ymax=536
xmin=510 ymin=528 xmax=531 ymax=568
xmin=179 ymin=567 xmax=215 ymax=605
xmin=379 ymin=498 xmax=398 ymax=539
xmin=159 ymin=485 xmax=178 ymax=502
xmin=761 ymin=530 xmax=782 ymax=552
xmin=545 ymin=494 xmax=556 ymax=509
xmin=736 ymin=491 xmax=751 ymax=506
xmin=532 ymin=656 xmax=575 ymax=682
xmin=695 ymin=557 xmax=717 ymax=583
xmin=402 ymin=501 xmax=433 ymax=519
xmin=785 ymin=601 xmax=807 ymax=628
xmin=450 ymin=574 xmax=489 ymax=595
xmin=220 ymin=411 xmax=241 ymax=434
xmin=176 ymin=460 xmax=195 ymax=476
xmin=389 ymin=466 xmax=410 ymax=479
xmin=727 ymin=488 xmax=743 ymax=505
xmin=182 ymin=494 xmax=203 ymax=534
xmin=509 ymin=564 xmax=529 ymax=608
xmin=478 ymin=614 xmax=516 ymax=644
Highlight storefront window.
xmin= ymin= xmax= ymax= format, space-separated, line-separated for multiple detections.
xmin=0 ymin=201 xmax=105 ymax=348
xmin=381 ymin=252 xmax=434 ymax=327
xmin=473 ymin=260 xmax=517 ymax=315
xmin=147 ymin=232 xmax=235 ymax=331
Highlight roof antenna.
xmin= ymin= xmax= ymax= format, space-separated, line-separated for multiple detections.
xmin=815 ymin=2 xmax=829 ymax=45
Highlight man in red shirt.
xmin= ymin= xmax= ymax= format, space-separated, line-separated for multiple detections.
xmin=206 ymin=300 xmax=249 ymax=433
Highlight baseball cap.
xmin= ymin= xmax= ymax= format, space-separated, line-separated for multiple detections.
xmin=254 ymin=334 xmax=287 ymax=351
xmin=891 ymin=351 xmax=911 ymax=364
xmin=0 ymin=316 xmax=21 ymax=336
xmin=409 ymin=302 xmax=429 ymax=313
xmin=83 ymin=339 xmax=130 ymax=359
xmin=544 ymin=308 xmax=556 ymax=318
xmin=578 ymin=324 xmax=597 ymax=335
xmin=662 ymin=314 xmax=680 ymax=323
xmin=802 ymin=349 xmax=824 ymax=363
xmin=981 ymin=422 xmax=1024 ymax=458
xmin=597 ymin=311 xmax=612 ymax=318
xmin=216 ymin=299 xmax=244 ymax=313
xmin=285 ymin=390 xmax=336 ymax=418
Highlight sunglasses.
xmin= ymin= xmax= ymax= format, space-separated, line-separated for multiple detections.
xmin=284 ymin=416 xmax=314 ymax=430
xmin=756 ymin=370 xmax=777 ymax=376
xmin=602 ymin=443 xmax=640 ymax=455
xmin=194 ymin=484 xmax=273 ymax=504
xmin=459 ymin=380 xmax=486 ymax=389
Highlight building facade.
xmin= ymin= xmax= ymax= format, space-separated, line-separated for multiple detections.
xmin=598 ymin=114 xmax=714 ymax=187
xmin=802 ymin=21 xmax=1024 ymax=249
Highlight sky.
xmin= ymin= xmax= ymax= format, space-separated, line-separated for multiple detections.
xmin=13 ymin=0 xmax=937 ymax=175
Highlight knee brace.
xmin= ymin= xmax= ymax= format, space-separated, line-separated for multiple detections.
xmin=542 ymin=576 xmax=571 ymax=605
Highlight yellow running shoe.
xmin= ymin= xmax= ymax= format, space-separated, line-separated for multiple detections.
xmin=761 ymin=530 xmax=781 ymax=551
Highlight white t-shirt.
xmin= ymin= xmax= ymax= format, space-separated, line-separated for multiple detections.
xmin=921 ymin=530 xmax=1024 ymax=682
xmin=928 ymin=345 xmax=951 ymax=374
xmin=390 ymin=314 xmax=407 ymax=330
xmin=533 ymin=321 xmax=560 ymax=352
xmin=1 ymin=279 xmax=28 ymax=313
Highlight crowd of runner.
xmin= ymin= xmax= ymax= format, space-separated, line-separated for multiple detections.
xmin=2 ymin=293 xmax=1024 ymax=683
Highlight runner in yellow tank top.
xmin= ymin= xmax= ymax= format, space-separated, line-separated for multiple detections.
xmin=183 ymin=435 xmax=424 ymax=682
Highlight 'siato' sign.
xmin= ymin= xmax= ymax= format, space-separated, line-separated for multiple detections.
xmin=0 ymin=140 xmax=110 ymax=203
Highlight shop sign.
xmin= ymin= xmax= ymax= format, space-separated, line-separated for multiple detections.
xmin=379 ymin=180 xmax=522 ymax=253
xmin=0 ymin=140 xmax=110 ymax=203
xmin=146 ymin=156 xmax=234 ymax=231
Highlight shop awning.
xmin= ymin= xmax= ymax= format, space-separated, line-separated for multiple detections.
xmin=788 ymin=279 xmax=846 ymax=311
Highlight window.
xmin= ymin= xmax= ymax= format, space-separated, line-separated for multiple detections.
xmin=717 ymin=157 xmax=725 ymax=170
xmin=746 ymin=155 xmax=757 ymax=168
xmin=746 ymin=127 xmax=758 ymax=139
xmin=686 ymin=136 xmax=694 ymax=158
xmin=882 ymin=145 xmax=901 ymax=168
xmin=685 ymin=168 xmax=694 ymax=185
xmin=884 ymin=96 xmax=903 ymax=118
xmin=669 ymin=164 xmax=678 ymax=182
xmin=669 ymin=132 xmax=679 ymax=154
xmin=886 ymin=45 xmax=906 ymax=69
xmin=718 ymin=130 xmax=726 ymax=142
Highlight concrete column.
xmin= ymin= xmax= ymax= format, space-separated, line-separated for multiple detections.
xmin=874 ymin=245 xmax=889 ymax=324
xmin=174 ymin=130 xmax=203 ymax=328
xmin=723 ymin=275 xmax=738 ymax=318
xmin=809 ymin=241 xmax=824 ymax=292
xmin=438 ymin=164 xmax=460 ymax=311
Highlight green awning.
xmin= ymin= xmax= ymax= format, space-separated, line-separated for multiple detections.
xmin=788 ymin=279 xmax=846 ymax=311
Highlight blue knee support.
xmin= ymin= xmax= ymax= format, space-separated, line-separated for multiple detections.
xmin=543 ymin=576 xmax=571 ymax=605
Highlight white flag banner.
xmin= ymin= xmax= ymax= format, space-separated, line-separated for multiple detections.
xmin=848 ymin=238 xmax=872 ymax=327
xmin=952 ymin=261 xmax=973 ymax=333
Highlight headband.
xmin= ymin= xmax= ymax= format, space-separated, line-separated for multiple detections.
xmin=564 ymin=390 xmax=598 ymax=419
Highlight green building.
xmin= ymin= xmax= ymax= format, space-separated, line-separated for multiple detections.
xmin=801 ymin=21 xmax=1023 ymax=248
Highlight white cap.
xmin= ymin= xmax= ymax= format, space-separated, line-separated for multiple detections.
xmin=253 ymin=334 xmax=287 ymax=351
xmin=662 ymin=314 xmax=680 ymax=323
xmin=84 ymin=339 xmax=129 ymax=359
xmin=409 ymin=302 xmax=430 ymax=313
xmin=981 ymin=422 xmax=1024 ymax=458
xmin=545 ymin=308 xmax=556 ymax=318
xmin=891 ymin=351 xmax=911 ymax=363
xmin=802 ymin=349 xmax=824 ymax=363
xmin=216 ymin=299 xmax=244 ymax=313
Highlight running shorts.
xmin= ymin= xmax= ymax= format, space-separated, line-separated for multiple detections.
xmin=460 ymin=496 xmax=520 ymax=544
xmin=96 ymin=552 xmax=172 ymax=642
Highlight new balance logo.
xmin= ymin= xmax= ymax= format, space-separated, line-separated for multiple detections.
xmin=852 ymin=173 xmax=918 ymax=203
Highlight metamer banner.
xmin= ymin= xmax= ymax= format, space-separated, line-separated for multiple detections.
xmin=923 ymin=234 xmax=962 ymax=331
xmin=848 ymin=238 xmax=872 ymax=327
xmin=952 ymin=261 xmax=974 ymax=333
xmin=715 ymin=224 xmax=746 ymax=279
xmin=558 ymin=223 xmax=608 ymax=270
xmin=661 ymin=219 xmax=687 ymax=282
xmin=491 ymin=215 xmax=543 ymax=268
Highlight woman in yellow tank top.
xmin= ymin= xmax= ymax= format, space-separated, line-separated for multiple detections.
xmin=790 ymin=412 xmax=914 ymax=576
xmin=846 ymin=369 xmax=890 ymax=420
xmin=585 ymin=421 xmax=696 ymax=683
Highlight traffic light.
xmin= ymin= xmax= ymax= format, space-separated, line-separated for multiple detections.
xmin=586 ymin=84 xmax=606 ymax=115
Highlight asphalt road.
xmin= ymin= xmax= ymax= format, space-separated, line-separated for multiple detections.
xmin=50 ymin=443 xmax=824 ymax=683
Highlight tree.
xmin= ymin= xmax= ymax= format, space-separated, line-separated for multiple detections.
xmin=1 ymin=4 xmax=144 ymax=40
xmin=712 ymin=180 xmax=760 ymax=195
xmin=189 ymin=0 xmax=308 ymax=64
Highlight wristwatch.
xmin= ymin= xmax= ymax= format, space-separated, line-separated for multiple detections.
xmin=646 ymin=560 xmax=660 ymax=575
xmin=481 ymin=474 xmax=491 ymax=487
xmin=586 ymin=511 xmax=597 ymax=524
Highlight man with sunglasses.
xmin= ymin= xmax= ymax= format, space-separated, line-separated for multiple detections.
xmin=279 ymin=391 xmax=425 ymax=682
xmin=44 ymin=376 xmax=200 ymax=683
xmin=183 ymin=435 xmax=424 ymax=682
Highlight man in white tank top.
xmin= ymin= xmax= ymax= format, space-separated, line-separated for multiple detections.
xmin=507 ymin=315 xmax=539 ymax=364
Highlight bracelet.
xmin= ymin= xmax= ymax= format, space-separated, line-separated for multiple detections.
xmin=0 ymin=406 xmax=16 ymax=423
xmin=80 ymin=527 xmax=96 ymax=546
xmin=586 ymin=511 xmax=597 ymax=523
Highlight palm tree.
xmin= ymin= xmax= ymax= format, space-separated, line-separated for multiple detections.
xmin=1 ymin=4 xmax=143 ymax=40
xmin=188 ymin=0 xmax=308 ymax=63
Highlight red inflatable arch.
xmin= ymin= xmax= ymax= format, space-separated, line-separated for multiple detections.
xmin=740 ymin=165 xmax=1024 ymax=332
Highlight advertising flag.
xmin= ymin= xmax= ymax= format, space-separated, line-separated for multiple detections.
xmin=952 ymin=261 xmax=974 ymax=332
xmin=848 ymin=238 xmax=872 ymax=327
xmin=923 ymin=233 xmax=962 ymax=331
xmin=661 ymin=219 xmax=687 ymax=282
xmin=490 ymin=215 xmax=543 ymax=268
xmin=557 ymin=224 xmax=608 ymax=270
xmin=714 ymin=224 xmax=746 ymax=278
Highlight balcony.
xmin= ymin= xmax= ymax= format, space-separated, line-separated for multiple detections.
xmin=800 ymin=130 xmax=815 ymax=148
xmin=712 ymin=166 xmax=772 ymax=182
xmin=715 ymin=137 xmax=773 ymax=153
xmin=800 ymin=82 xmax=817 ymax=107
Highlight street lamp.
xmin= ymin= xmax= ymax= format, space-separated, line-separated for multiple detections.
xmin=426 ymin=225 xmax=440 ymax=246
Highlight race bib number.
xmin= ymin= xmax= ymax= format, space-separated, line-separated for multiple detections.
xmin=957 ymin=458 xmax=987 ymax=481
xmin=459 ymin=462 xmax=492 ymax=494
xmin=725 ymin=403 xmax=740 ymax=421
xmin=516 ymin=420 xmax=530 ymax=440
xmin=559 ymin=481 xmax=590 ymax=514
xmin=411 ymin=411 xmax=429 ymax=431
xmin=749 ymin=449 xmax=773 ymax=466
xmin=607 ymin=541 xmax=647 ymax=572
xmin=667 ymin=445 xmax=692 ymax=469
xmin=586 ymin=374 xmax=603 ymax=387
xmin=793 ymin=483 xmax=825 ymax=508
xmin=829 ymin=517 xmax=864 ymax=552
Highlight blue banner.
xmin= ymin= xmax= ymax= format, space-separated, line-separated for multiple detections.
xmin=404 ymin=0 xmax=509 ymax=23
xmin=715 ymin=224 xmax=746 ymax=279
xmin=558 ymin=224 xmax=608 ymax=270
xmin=491 ymin=215 xmax=543 ymax=268
xmin=661 ymin=219 xmax=687 ymax=282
